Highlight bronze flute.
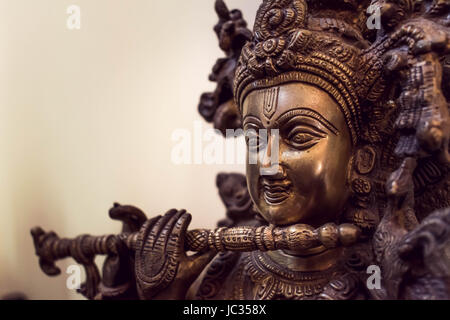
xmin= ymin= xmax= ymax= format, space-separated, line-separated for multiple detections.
xmin=31 ymin=223 xmax=360 ymax=275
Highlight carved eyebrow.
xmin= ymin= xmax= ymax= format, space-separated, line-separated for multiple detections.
xmin=274 ymin=108 xmax=339 ymax=135
xmin=243 ymin=115 xmax=263 ymax=128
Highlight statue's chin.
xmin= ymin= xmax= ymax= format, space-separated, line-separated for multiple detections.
xmin=256 ymin=193 xmax=322 ymax=227
xmin=262 ymin=204 xmax=344 ymax=228
xmin=260 ymin=208 xmax=313 ymax=227
xmin=267 ymin=246 xmax=343 ymax=272
xmin=282 ymin=245 xmax=329 ymax=257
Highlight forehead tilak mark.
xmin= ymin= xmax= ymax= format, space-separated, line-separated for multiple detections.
xmin=261 ymin=87 xmax=280 ymax=121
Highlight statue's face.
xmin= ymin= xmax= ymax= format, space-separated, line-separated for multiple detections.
xmin=242 ymin=83 xmax=352 ymax=227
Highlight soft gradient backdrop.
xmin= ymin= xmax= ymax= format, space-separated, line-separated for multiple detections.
xmin=0 ymin=0 xmax=258 ymax=299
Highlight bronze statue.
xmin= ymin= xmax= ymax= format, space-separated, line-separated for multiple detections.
xmin=31 ymin=0 xmax=450 ymax=300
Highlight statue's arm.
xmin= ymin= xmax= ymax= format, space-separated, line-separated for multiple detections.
xmin=30 ymin=204 xmax=216 ymax=300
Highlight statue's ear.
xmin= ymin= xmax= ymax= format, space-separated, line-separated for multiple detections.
xmin=354 ymin=146 xmax=377 ymax=175
xmin=347 ymin=145 xmax=377 ymax=183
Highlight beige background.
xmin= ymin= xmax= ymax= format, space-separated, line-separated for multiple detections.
xmin=0 ymin=0 xmax=258 ymax=299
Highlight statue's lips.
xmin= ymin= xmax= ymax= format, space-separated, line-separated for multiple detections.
xmin=261 ymin=180 xmax=292 ymax=205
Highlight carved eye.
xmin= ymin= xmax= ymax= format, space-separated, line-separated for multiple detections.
xmin=286 ymin=127 xmax=325 ymax=150
xmin=245 ymin=129 xmax=263 ymax=152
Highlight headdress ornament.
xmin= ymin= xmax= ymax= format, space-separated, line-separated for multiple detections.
xmin=234 ymin=0 xmax=375 ymax=145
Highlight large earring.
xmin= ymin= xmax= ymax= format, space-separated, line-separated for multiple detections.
xmin=344 ymin=146 xmax=380 ymax=237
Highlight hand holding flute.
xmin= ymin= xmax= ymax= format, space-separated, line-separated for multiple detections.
xmin=31 ymin=209 xmax=360 ymax=299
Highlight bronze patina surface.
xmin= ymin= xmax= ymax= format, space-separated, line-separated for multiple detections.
xmin=31 ymin=0 xmax=450 ymax=300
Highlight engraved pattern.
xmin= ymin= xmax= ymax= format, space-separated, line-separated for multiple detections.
xmin=232 ymin=251 xmax=339 ymax=300
xmin=30 ymin=0 xmax=450 ymax=301
xmin=262 ymin=87 xmax=280 ymax=120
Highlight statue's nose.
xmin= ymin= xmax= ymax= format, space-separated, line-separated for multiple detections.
xmin=262 ymin=163 xmax=286 ymax=179
xmin=259 ymin=132 xmax=285 ymax=177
